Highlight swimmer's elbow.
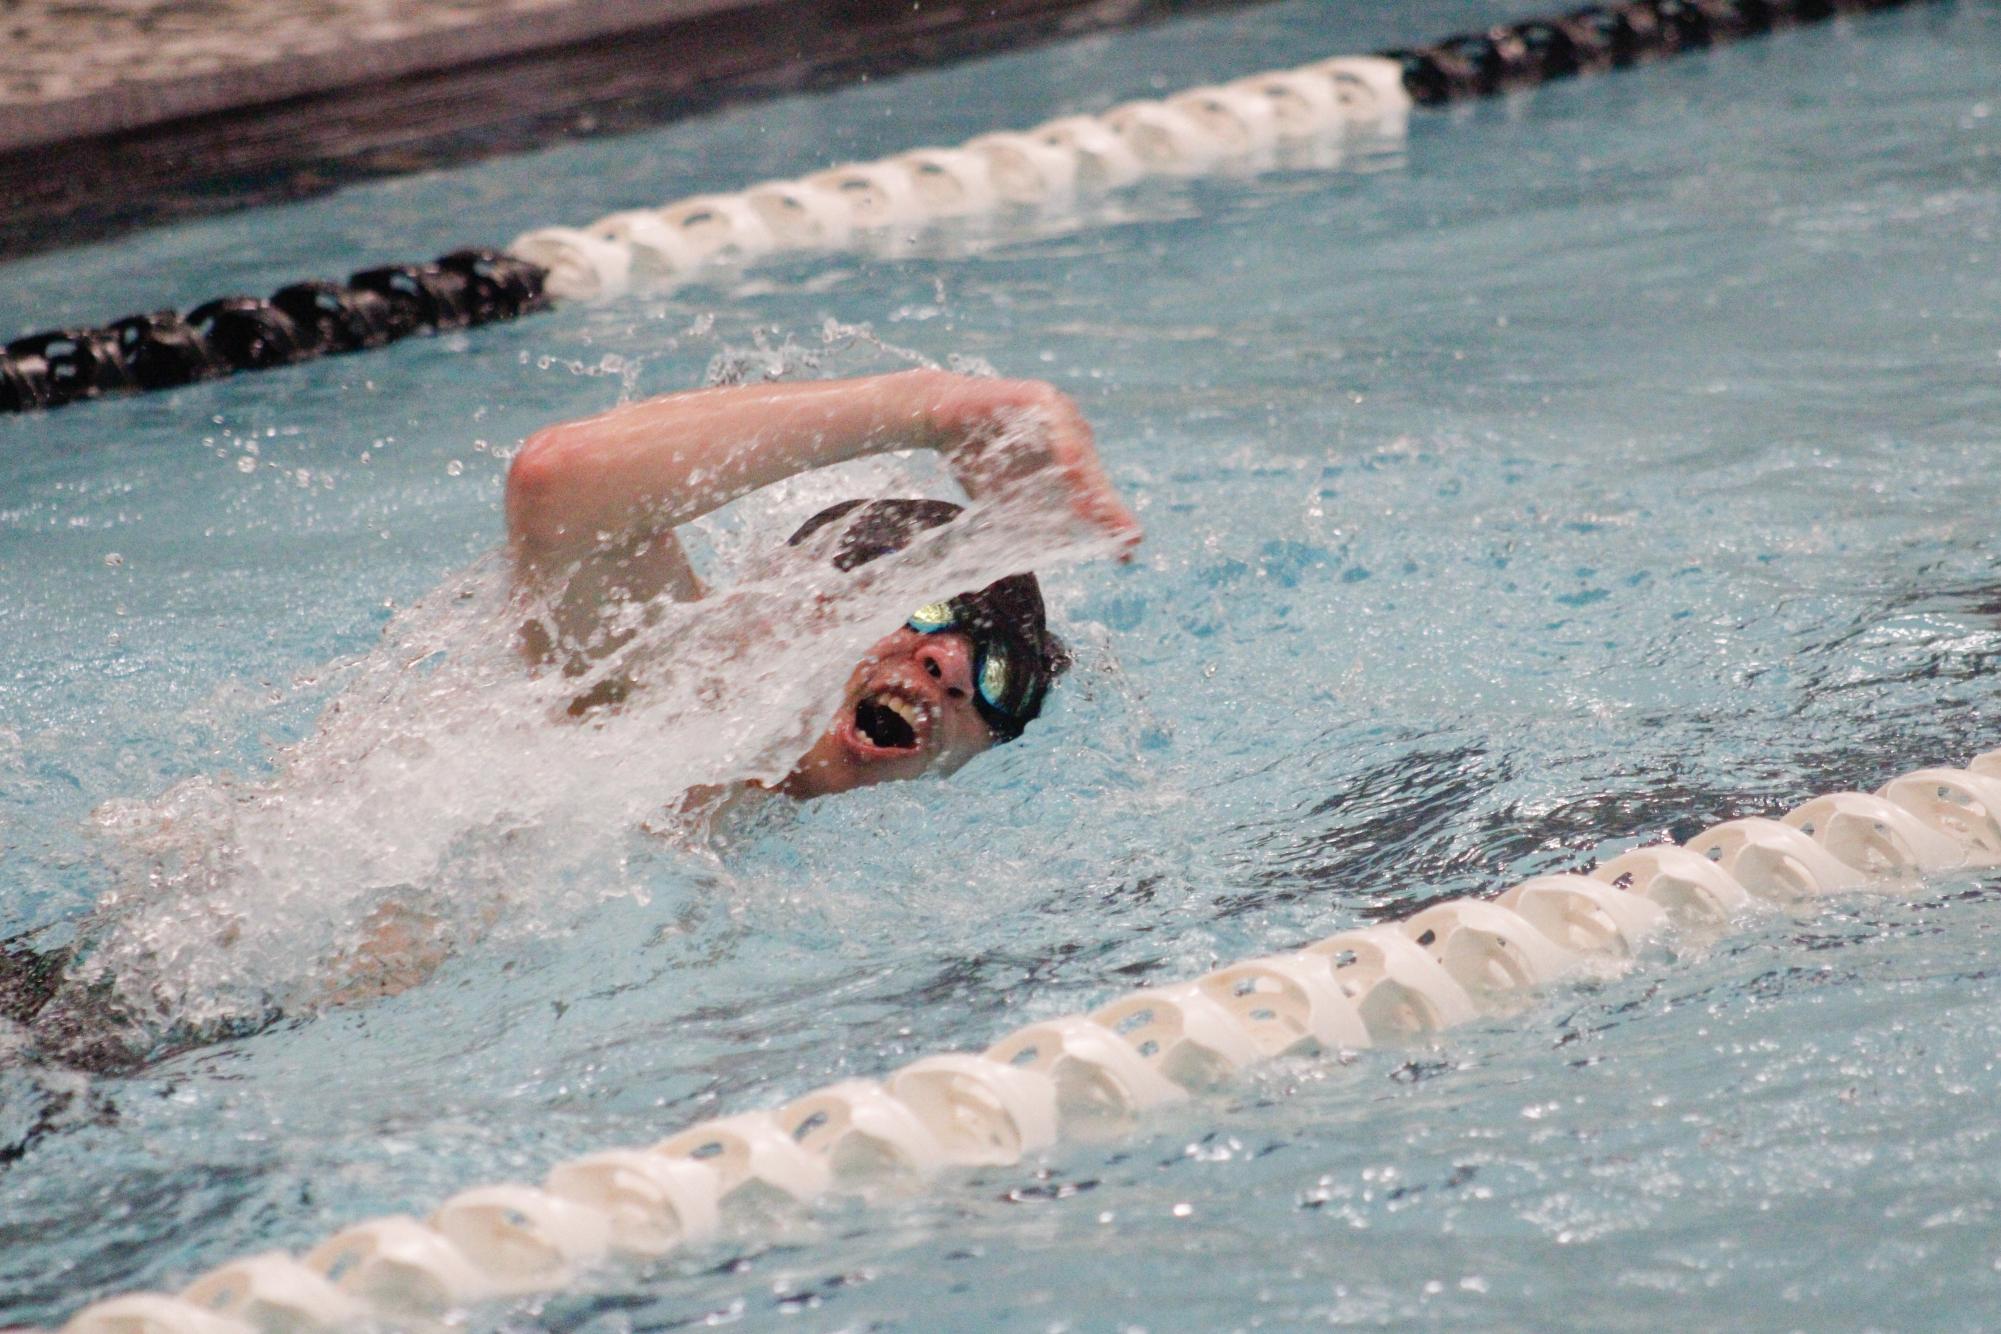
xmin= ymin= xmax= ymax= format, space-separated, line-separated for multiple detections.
xmin=505 ymin=425 xmax=576 ymax=558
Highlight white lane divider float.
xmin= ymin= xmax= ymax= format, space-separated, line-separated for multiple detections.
xmin=1029 ymin=115 xmax=1147 ymax=191
xmin=47 ymin=748 xmax=2001 ymax=1333
xmin=503 ymin=55 xmax=1415 ymax=302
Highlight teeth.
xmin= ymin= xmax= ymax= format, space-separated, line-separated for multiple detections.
xmin=882 ymin=696 xmax=923 ymax=731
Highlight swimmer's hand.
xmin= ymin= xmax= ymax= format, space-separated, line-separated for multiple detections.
xmin=318 ymin=902 xmax=452 ymax=1007
xmin=927 ymin=377 xmax=1142 ymax=561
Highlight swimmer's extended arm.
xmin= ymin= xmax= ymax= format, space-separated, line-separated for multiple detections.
xmin=506 ymin=369 xmax=1137 ymax=657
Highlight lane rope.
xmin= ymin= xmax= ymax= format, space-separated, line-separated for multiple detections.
xmin=38 ymin=748 xmax=2001 ymax=1331
xmin=0 ymin=0 xmax=1927 ymax=416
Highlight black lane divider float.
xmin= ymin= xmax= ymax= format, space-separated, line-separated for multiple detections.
xmin=1380 ymin=0 xmax=1912 ymax=105
xmin=0 ymin=249 xmax=548 ymax=414
xmin=0 ymin=0 xmax=1924 ymax=417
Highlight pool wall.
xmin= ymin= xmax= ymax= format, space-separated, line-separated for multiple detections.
xmin=0 ymin=0 xmax=1260 ymax=260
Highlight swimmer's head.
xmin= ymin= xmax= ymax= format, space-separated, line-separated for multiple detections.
xmin=777 ymin=498 xmax=1068 ymax=798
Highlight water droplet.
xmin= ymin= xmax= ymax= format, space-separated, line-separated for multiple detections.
xmin=446 ymin=460 xmax=464 ymax=477
xmin=103 ymin=552 xmax=123 ymax=567
xmin=236 ymin=456 xmax=256 ymax=474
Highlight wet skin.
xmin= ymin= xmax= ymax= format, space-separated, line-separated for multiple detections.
xmin=778 ymin=625 xmax=995 ymax=799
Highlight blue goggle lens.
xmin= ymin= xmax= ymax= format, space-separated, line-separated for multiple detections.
xmin=908 ymin=601 xmax=955 ymax=633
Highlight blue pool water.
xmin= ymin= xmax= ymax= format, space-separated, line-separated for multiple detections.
xmin=5 ymin=1 xmax=2001 ymax=1328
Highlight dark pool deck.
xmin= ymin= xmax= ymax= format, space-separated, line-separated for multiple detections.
xmin=2 ymin=0 xmax=1246 ymax=260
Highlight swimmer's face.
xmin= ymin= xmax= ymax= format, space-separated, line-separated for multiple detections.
xmin=779 ymin=625 xmax=998 ymax=799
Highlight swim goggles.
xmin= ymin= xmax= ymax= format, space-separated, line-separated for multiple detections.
xmin=906 ymin=598 xmax=1037 ymax=738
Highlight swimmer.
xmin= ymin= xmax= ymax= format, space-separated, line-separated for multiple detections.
xmin=505 ymin=367 xmax=1140 ymax=796
xmin=1 ymin=369 xmax=1139 ymax=1072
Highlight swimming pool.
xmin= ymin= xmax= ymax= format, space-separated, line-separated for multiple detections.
xmin=5 ymin=0 xmax=2001 ymax=1327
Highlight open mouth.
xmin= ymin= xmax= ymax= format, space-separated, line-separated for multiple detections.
xmin=853 ymin=691 xmax=925 ymax=752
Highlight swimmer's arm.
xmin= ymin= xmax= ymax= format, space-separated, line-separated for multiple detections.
xmin=315 ymin=902 xmax=453 ymax=1008
xmin=505 ymin=368 xmax=1138 ymax=581
xmin=508 ymin=370 xmax=940 ymax=583
xmin=506 ymin=371 xmax=1137 ymax=668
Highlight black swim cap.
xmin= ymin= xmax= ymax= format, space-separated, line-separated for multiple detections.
xmin=787 ymin=498 xmax=1068 ymax=740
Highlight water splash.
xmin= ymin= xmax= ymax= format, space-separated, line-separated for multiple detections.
xmin=31 ymin=433 xmax=1120 ymax=1068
